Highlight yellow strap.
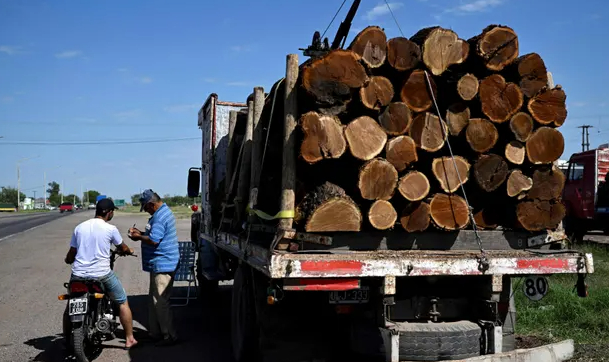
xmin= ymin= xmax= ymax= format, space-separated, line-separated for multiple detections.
xmin=246 ymin=206 xmax=295 ymax=220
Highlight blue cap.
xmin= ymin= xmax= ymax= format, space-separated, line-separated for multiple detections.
xmin=139 ymin=189 xmax=155 ymax=211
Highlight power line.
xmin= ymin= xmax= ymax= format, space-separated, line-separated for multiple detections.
xmin=0 ymin=137 xmax=199 ymax=146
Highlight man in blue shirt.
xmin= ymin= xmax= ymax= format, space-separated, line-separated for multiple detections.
xmin=128 ymin=189 xmax=179 ymax=346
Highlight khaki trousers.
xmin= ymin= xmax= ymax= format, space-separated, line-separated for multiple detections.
xmin=148 ymin=272 xmax=177 ymax=339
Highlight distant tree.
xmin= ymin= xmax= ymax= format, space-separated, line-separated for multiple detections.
xmin=0 ymin=187 xmax=26 ymax=207
xmin=64 ymin=194 xmax=81 ymax=204
xmin=131 ymin=193 xmax=141 ymax=205
xmin=47 ymin=181 xmax=61 ymax=206
xmin=86 ymin=190 xmax=100 ymax=204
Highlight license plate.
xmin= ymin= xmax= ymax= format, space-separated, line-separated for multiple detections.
xmin=329 ymin=288 xmax=369 ymax=304
xmin=69 ymin=297 xmax=88 ymax=315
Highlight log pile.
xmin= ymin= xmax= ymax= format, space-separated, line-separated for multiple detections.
xmin=249 ymin=24 xmax=568 ymax=234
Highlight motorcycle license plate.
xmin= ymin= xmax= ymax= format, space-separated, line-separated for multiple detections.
xmin=329 ymin=288 xmax=369 ymax=304
xmin=69 ymin=298 xmax=88 ymax=315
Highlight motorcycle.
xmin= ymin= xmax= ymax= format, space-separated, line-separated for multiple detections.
xmin=59 ymin=248 xmax=135 ymax=362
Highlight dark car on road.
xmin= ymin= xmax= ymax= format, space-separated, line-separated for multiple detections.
xmin=59 ymin=202 xmax=74 ymax=213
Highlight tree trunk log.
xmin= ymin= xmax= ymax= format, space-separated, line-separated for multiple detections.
xmin=349 ymin=26 xmax=387 ymax=69
xmin=468 ymin=25 xmax=519 ymax=71
xmin=386 ymin=135 xmax=418 ymax=172
xmin=409 ymin=112 xmax=448 ymax=152
xmin=345 ymin=116 xmax=387 ymax=161
xmin=446 ymin=103 xmax=470 ymax=136
xmin=298 ymin=182 xmax=362 ymax=232
xmin=379 ymin=102 xmax=412 ymax=135
xmin=368 ymin=200 xmax=397 ymax=230
xmin=466 ymin=118 xmax=499 ymax=153
xmin=360 ymin=76 xmax=394 ymax=110
xmin=474 ymin=154 xmax=509 ymax=192
xmin=400 ymin=202 xmax=430 ymax=232
xmin=358 ymin=158 xmax=398 ymax=201
xmin=430 ymin=193 xmax=470 ymax=230
xmin=510 ymin=112 xmax=534 ymax=142
xmin=387 ymin=37 xmax=421 ymax=72
xmin=301 ymin=50 xmax=369 ymax=107
xmin=527 ymin=87 xmax=567 ymax=127
xmin=400 ymin=69 xmax=437 ymax=112
xmin=527 ymin=166 xmax=566 ymax=201
xmin=299 ymin=111 xmax=346 ymax=164
xmin=432 ymin=156 xmax=471 ymax=193
xmin=526 ymin=127 xmax=565 ymax=164
xmin=508 ymin=53 xmax=548 ymax=98
xmin=507 ymin=169 xmax=533 ymax=197
xmin=505 ymin=141 xmax=525 ymax=165
xmin=411 ymin=27 xmax=469 ymax=76
xmin=479 ymin=74 xmax=523 ymax=123
xmin=457 ymin=74 xmax=479 ymax=101
xmin=517 ymin=200 xmax=565 ymax=231
xmin=474 ymin=208 xmax=499 ymax=230
xmin=398 ymin=171 xmax=430 ymax=202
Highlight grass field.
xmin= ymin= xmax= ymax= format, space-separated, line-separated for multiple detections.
xmin=116 ymin=204 xmax=194 ymax=219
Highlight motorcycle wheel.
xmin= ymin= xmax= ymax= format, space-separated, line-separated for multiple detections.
xmin=72 ymin=323 xmax=99 ymax=362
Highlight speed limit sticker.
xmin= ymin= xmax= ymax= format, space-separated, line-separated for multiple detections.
xmin=523 ymin=276 xmax=549 ymax=301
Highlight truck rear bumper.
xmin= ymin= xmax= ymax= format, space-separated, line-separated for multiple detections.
xmin=451 ymin=340 xmax=573 ymax=362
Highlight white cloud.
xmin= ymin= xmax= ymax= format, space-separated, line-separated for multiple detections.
xmin=55 ymin=50 xmax=83 ymax=59
xmin=572 ymin=102 xmax=587 ymax=107
xmin=230 ymin=45 xmax=253 ymax=52
xmin=448 ymin=0 xmax=503 ymax=13
xmin=365 ymin=3 xmax=403 ymax=20
xmin=163 ymin=104 xmax=199 ymax=113
xmin=113 ymin=109 xmax=142 ymax=118
xmin=1 ymin=96 xmax=14 ymax=103
xmin=0 ymin=45 xmax=24 ymax=55
xmin=226 ymin=81 xmax=251 ymax=87
xmin=139 ymin=76 xmax=153 ymax=84
xmin=203 ymin=78 xmax=216 ymax=83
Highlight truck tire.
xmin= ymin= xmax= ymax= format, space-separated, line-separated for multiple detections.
xmin=231 ymin=264 xmax=260 ymax=362
xmin=395 ymin=321 xmax=481 ymax=361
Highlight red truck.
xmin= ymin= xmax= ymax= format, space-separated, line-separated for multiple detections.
xmin=563 ymin=144 xmax=609 ymax=241
xmin=59 ymin=202 xmax=74 ymax=213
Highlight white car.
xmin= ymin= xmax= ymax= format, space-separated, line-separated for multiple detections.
xmin=88 ymin=204 xmax=96 ymax=210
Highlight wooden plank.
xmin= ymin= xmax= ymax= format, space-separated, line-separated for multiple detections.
xmin=279 ymin=54 xmax=298 ymax=230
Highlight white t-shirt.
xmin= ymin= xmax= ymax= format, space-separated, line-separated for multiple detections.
xmin=70 ymin=218 xmax=123 ymax=278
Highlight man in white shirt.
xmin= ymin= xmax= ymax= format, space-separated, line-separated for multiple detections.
xmin=64 ymin=198 xmax=138 ymax=349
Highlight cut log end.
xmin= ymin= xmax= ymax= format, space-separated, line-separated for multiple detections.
xmin=412 ymin=27 xmax=469 ymax=76
xmin=505 ymin=141 xmax=526 ymax=165
xmin=360 ymin=76 xmax=394 ymax=110
xmin=446 ymin=103 xmax=471 ymax=136
xmin=527 ymin=87 xmax=567 ymax=127
xmin=527 ymin=166 xmax=566 ymax=201
xmin=398 ymin=171 xmax=430 ymax=202
xmin=368 ymin=200 xmax=398 ymax=230
xmin=457 ymin=74 xmax=479 ymax=101
xmin=516 ymin=53 xmax=548 ymax=98
xmin=349 ymin=26 xmax=387 ymax=68
xmin=510 ymin=112 xmax=534 ymax=142
xmin=379 ymin=102 xmax=412 ymax=136
xmin=430 ymin=194 xmax=470 ymax=230
xmin=466 ymin=118 xmax=499 ymax=153
xmin=473 ymin=208 xmax=499 ymax=230
xmin=474 ymin=154 xmax=509 ymax=192
xmin=305 ymin=198 xmax=363 ymax=232
xmin=400 ymin=202 xmax=430 ymax=232
xmin=358 ymin=158 xmax=398 ymax=201
xmin=517 ymin=200 xmax=565 ymax=231
xmin=386 ymin=135 xmax=418 ymax=172
xmin=471 ymin=25 xmax=519 ymax=71
xmin=507 ymin=169 xmax=533 ymax=197
xmin=345 ymin=116 xmax=388 ymax=161
xmin=526 ymin=127 xmax=565 ymax=164
xmin=432 ymin=156 xmax=471 ymax=193
xmin=401 ymin=70 xmax=436 ymax=112
xmin=409 ymin=112 xmax=448 ymax=152
xmin=479 ymin=74 xmax=524 ymax=123
xmin=299 ymin=112 xmax=347 ymax=164
xmin=387 ymin=37 xmax=421 ymax=72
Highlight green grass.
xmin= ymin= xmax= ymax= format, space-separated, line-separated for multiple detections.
xmin=116 ymin=205 xmax=194 ymax=219
xmin=18 ymin=209 xmax=50 ymax=213
xmin=515 ymin=243 xmax=609 ymax=345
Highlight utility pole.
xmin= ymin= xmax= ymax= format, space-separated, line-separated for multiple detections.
xmin=33 ymin=190 xmax=37 ymax=208
xmin=61 ymin=180 xmax=64 ymax=204
xmin=578 ymin=125 xmax=593 ymax=152
xmin=16 ymin=156 xmax=39 ymax=211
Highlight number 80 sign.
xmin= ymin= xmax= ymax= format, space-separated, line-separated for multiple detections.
xmin=522 ymin=276 xmax=549 ymax=301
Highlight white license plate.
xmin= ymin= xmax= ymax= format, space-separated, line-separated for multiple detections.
xmin=329 ymin=288 xmax=370 ymax=304
xmin=69 ymin=297 xmax=88 ymax=315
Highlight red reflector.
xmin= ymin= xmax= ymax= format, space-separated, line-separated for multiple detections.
xmin=335 ymin=305 xmax=353 ymax=314
xmin=283 ymin=278 xmax=360 ymax=291
xmin=70 ymin=282 xmax=88 ymax=293
xmin=299 ymin=261 xmax=363 ymax=275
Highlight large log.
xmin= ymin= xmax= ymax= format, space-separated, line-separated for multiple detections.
xmin=432 ymin=156 xmax=471 ymax=193
xmin=527 ymin=166 xmax=566 ymax=201
xmin=510 ymin=112 xmax=534 ymax=142
xmin=398 ymin=171 xmax=430 ymax=202
xmin=349 ymin=26 xmax=387 ymax=69
xmin=430 ymin=193 xmax=470 ymax=230
xmin=526 ymin=127 xmax=565 ymax=164
xmin=446 ymin=103 xmax=470 ymax=136
xmin=409 ymin=112 xmax=448 ymax=152
xmin=387 ymin=37 xmax=421 ymax=72
xmin=358 ymin=158 xmax=398 ymax=201
xmin=474 ymin=154 xmax=509 ymax=192
xmin=299 ymin=111 xmax=346 ymax=164
xmin=379 ymin=102 xmax=412 ymax=135
xmin=468 ymin=25 xmax=519 ymax=71
xmin=301 ymin=50 xmax=369 ymax=107
xmin=466 ymin=118 xmax=499 ymax=153
xmin=507 ymin=53 xmax=548 ymax=98
xmin=386 ymin=136 xmax=418 ymax=172
xmin=400 ymin=69 xmax=437 ymax=112
xmin=400 ymin=202 xmax=430 ymax=232
xmin=411 ymin=27 xmax=469 ymax=76
xmin=474 ymin=208 xmax=499 ymax=230
xmin=298 ymin=182 xmax=362 ymax=232
xmin=507 ymin=170 xmax=533 ymax=197
xmin=360 ymin=76 xmax=394 ymax=110
xmin=457 ymin=73 xmax=479 ymax=101
xmin=368 ymin=200 xmax=398 ymax=230
xmin=505 ymin=141 xmax=525 ymax=165
xmin=345 ymin=116 xmax=387 ymax=161
xmin=479 ymin=74 xmax=523 ymax=123
xmin=517 ymin=200 xmax=565 ymax=231
xmin=527 ymin=86 xmax=567 ymax=127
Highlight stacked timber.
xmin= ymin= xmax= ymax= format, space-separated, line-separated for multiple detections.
xmin=241 ymin=24 xmax=567 ymax=234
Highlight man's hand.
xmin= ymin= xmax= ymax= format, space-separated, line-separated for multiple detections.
xmin=128 ymin=228 xmax=142 ymax=241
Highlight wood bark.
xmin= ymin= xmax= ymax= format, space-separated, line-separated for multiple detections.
xmin=516 ymin=200 xmax=565 ymax=231
xmin=299 ymin=111 xmax=346 ymax=164
xmin=298 ymin=182 xmax=362 ymax=232
xmin=386 ymin=136 xmax=418 ymax=172
xmin=349 ymin=26 xmax=387 ymax=68
xmin=508 ymin=53 xmax=548 ymax=98
xmin=379 ymin=102 xmax=412 ymax=135
xmin=527 ymin=166 xmax=566 ymax=201
xmin=430 ymin=193 xmax=470 ymax=230
xmin=507 ymin=170 xmax=533 ymax=197
xmin=468 ymin=25 xmax=519 ymax=71
xmin=432 ymin=156 xmax=471 ymax=193
xmin=479 ymin=74 xmax=523 ymax=123
xmin=398 ymin=171 xmax=430 ymax=202
xmin=411 ymin=27 xmax=469 ymax=76
xmin=457 ymin=74 xmax=479 ymax=101
xmin=510 ymin=112 xmax=534 ymax=142
xmin=505 ymin=141 xmax=525 ymax=165
xmin=368 ymin=200 xmax=398 ymax=230
xmin=387 ymin=37 xmax=421 ymax=72
xmin=345 ymin=116 xmax=387 ymax=161
xmin=526 ymin=127 xmax=565 ymax=164
xmin=400 ymin=202 xmax=430 ymax=232
xmin=466 ymin=118 xmax=499 ymax=153
xmin=400 ymin=69 xmax=436 ymax=112
xmin=358 ymin=158 xmax=398 ymax=201
xmin=409 ymin=112 xmax=448 ymax=152
xmin=360 ymin=76 xmax=394 ymax=110
xmin=527 ymin=87 xmax=567 ymax=127
xmin=280 ymin=54 xmax=299 ymax=230
xmin=474 ymin=154 xmax=509 ymax=192
xmin=446 ymin=103 xmax=470 ymax=136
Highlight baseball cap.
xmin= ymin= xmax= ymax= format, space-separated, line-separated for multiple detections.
xmin=139 ymin=189 xmax=155 ymax=211
xmin=96 ymin=198 xmax=118 ymax=214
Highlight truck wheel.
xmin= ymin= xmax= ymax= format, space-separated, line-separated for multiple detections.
xmin=395 ymin=321 xmax=481 ymax=361
xmin=231 ymin=264 xmax=260 ymax=362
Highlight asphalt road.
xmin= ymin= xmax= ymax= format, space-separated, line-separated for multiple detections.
xmin=0 ymin=211 xmax=85 ymax=241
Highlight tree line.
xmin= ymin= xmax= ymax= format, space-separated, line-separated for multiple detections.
xmin=130 ymin=193 xmax=197 ymax=207
xmin=0 ymin=181 xmax=101 ymax=207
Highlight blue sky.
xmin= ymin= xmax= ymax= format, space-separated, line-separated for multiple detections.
xmin=0 ymin=0 xmax=608 ymax=200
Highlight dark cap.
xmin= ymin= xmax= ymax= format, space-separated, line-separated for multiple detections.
xmin=96 ymin=198 xmax=118 ymax=214
xmin=139 ymin=189 xmax=155 ymax=211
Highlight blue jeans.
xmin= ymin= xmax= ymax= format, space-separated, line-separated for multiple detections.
xmin=70 ymin=271 xmax=128 ymax=305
